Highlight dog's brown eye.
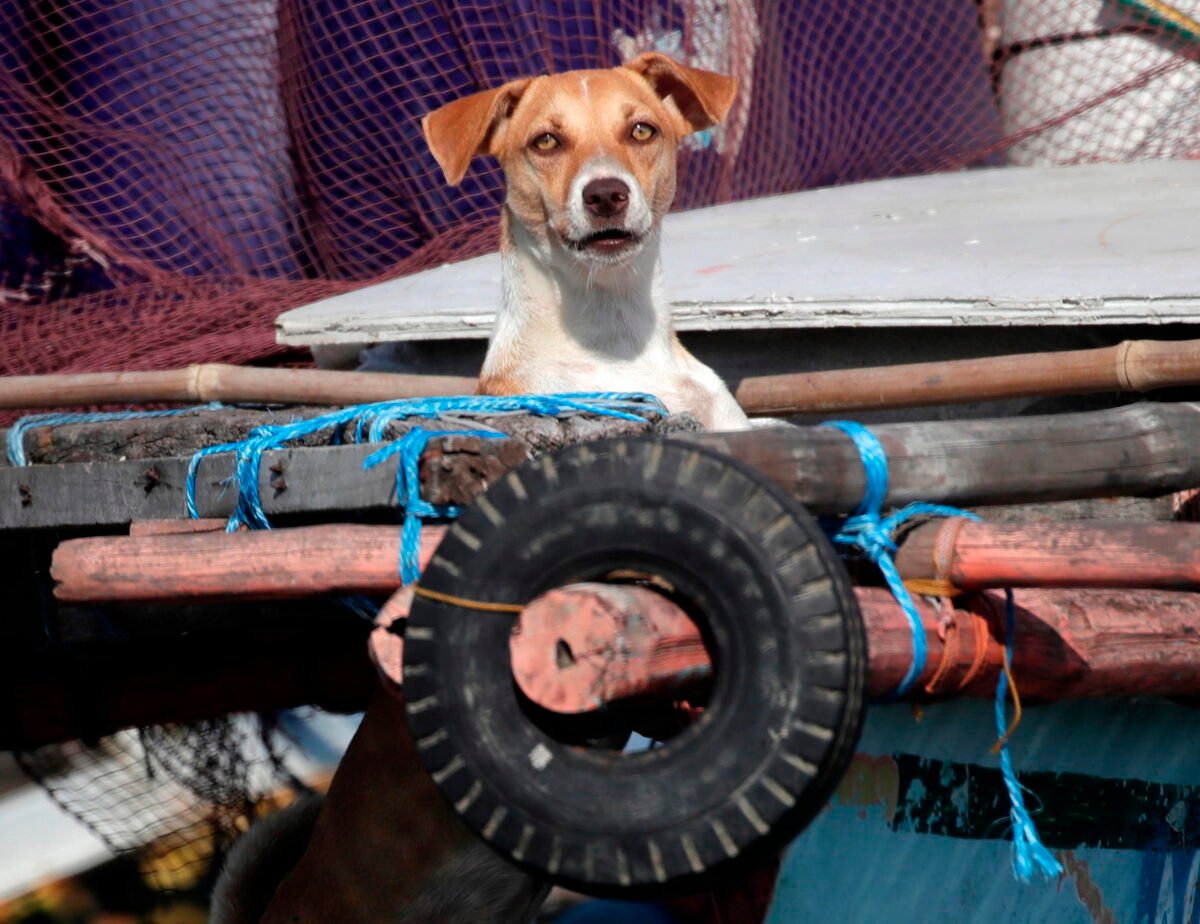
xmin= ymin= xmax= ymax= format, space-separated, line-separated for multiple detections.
xmin=630 ymin=122 xmax=657 ymax=142
xmin=531 ymin=132 xmax=560 ymax=152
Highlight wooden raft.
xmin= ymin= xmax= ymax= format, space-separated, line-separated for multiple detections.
xmin=5 ymin=398 xmax=1200 ymax=748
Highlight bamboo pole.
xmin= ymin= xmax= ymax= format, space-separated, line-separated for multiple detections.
xmin=4 ymin=337 xmax=1200 ymax=414
xmin=894 ymin=519 xmax=1200 ymax=590
xmin=0 ymin=363 xmax=476 ymax=409
xmin=733 ymin=337 xmax=1200 ymax=415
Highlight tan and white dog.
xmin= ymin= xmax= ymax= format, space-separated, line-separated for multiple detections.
xmin=211 ymin=58 xmax=773 ymax=924
xmin=422 ymin=52 xmax=751 ymax=431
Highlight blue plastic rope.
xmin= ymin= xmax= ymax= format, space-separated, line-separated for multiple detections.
xmin=822 ymin=419 xmax=1060 ymax=882
xmin=363 ymin=426 xmax=507 ymax=584
xmin=996 ymin=589 xmax=1064 ymax=881
xmin=183 ymin=392 xmax=666 ymax=579
xmin=819 ymin=420 xmax=976 ymax=699
xmin=6 ymin=404 xmax=223 ymax=467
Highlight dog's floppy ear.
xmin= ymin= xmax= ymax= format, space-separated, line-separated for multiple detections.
xmin=422 ymin=79 xmax=532 ymax=186
xmin=625 ymin=52 xmax=737 ymax=134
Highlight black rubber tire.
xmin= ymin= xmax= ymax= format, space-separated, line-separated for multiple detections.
xmin=402 ymin=437 xmax=866 ymax=897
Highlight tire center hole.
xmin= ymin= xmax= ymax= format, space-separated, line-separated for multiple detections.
xmin=511 ymin=576 xmax=715 ymax=751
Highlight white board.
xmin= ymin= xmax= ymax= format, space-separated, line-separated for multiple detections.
xmin=277 ymin=161 xmax=1200 ymax=347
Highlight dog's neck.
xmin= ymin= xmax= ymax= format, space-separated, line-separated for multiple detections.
xmin=484 ymin=208 xmax=672 ymax=383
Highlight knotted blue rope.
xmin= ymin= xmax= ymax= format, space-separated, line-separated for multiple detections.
xmin=996 ymin=588 xmax=1063 ymax=881
xmin=6 ymin=404 xmax=223 ymax=466
xmin=363 ymin=426 xmax=507 ymax=584
xmin=184 ymin=392 xmax=666 ymax=581
xmin=820 ymin=420 xmax=974 ymax=700
xmin=822 ymin=419 xmax=1060 ymax=882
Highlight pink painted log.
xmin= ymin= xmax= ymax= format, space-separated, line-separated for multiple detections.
xmin=52 ymin=524 xmax=447 ymax=602
xmin=510 ymin=585 xmax=1200 ymax=708
xmin=128 ymin=518 xmax=229 ymax=536
xmin=50 ymin=526 xmax=1200 ymax=708
xmin=895 ymin=519 xmax=1200 ymax=590
xmin=509 ymin=583 xmax=709 ymax=713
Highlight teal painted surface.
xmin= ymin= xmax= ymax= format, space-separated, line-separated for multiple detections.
xmin=768 ymin=699 xmax=1200 ymax=922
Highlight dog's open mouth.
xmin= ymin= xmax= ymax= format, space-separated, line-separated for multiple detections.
xmin=568 ymin=228 xmax=641 ymax=253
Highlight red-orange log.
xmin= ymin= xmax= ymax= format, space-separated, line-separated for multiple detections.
xmin=509 ymin=583 xmax=710 ymax=713
xmin=511 ymin=585 xmax=1200 ymax=708
xmin=51 ymin=528 xmax=1200 ymax=707
xmin=67 ymin=519 xmax=1200 ymax=604
xmin=895 ymin=519 xmax=1200 ymax=590
xmin=128 ymin=518 xmax=228 ymax=536
xmin=52 ymin=524 xmax=448 ymax=602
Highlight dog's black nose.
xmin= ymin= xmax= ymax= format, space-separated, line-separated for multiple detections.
xmin=582 ymin=178 xmax=630 ymax=219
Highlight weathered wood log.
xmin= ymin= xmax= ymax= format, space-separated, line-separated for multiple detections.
xmin=2 ymin=436 xmax=528 ymax=530
xmin=895 ymin=519 xmax=1200 ymax=590
xmin=3 ymin=404 xmax=694 ymax=468
xmin=2 ymin=412 xmax=693 ymax=529
xmin=53 ymin=525 xmax=448 ymax=602
xmin=509 ymin=584 xmax=1200 ymax=707
xmin=0 ymin=364 xmax=476 ymax=409
xmin=685 ymin=401 xmax=1200 ymax=510
xmin=4 ymin=337 xmax=1198 ymax=415
xmin=735 ymin=337 xmax=1200 ymax=415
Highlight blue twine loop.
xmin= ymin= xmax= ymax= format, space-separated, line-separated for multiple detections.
xmin=363 ymin=426 xmax=507 ymax=584
xmin=996 ymin=588 xmax=1064 ymax=881
xmin=822 ymin=419 xmax=1060 ymax=882
xmin=6 ymin=404 xmax=224 ymax=467
xmin=820 ymin=420 xmax=976 ymax=700
xmin=182 ymin=392 xmax=667 ymax=581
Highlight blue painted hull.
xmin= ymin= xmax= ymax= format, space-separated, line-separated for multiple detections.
xmin=770 ymin=699 xmax=1200 ymax=922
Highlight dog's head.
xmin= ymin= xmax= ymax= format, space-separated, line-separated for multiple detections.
xmin=422 ymin=53 xmax=736 ymax=268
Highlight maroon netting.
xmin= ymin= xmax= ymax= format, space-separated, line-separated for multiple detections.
xmin=1 ymin=0 xmax=1198 ymax=401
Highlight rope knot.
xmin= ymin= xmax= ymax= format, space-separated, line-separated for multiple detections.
xmin=834 ymin=511 xmax=897 ymax=561
xmin=820 ymin=418 xmax=1060 ymax=883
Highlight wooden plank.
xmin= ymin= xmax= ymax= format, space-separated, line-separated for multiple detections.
xmin=3 ymin=404 xmax=681 ymax=468
xmin=7 ymin=401 xmax=1200 ymax=530
xmin=276 ymin=161 xmax=1200 ymax=347
xmin=16 ymin=578 xmax=1200 ymax=748
xmin=0 ymin=436 xmax=527 ymax=530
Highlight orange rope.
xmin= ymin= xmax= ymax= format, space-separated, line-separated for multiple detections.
xmin=922 ymin=600 xmax=959 ymax=695
xmin=922 ymin=517 xmax=971 ymax=695
xmin=957 ymin=606 xmax=992 ymax=692
xmin=411 ymin=584 xmax=524 ymax=613
xmin=991 ymin=648 xmax=1025 ymax=754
